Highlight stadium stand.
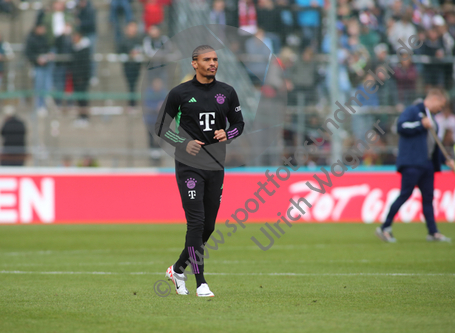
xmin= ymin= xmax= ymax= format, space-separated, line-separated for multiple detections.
xmin=0 ymin=0 xmax=454 ymax=167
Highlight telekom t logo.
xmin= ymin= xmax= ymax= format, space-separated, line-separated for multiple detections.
xmin=199 ymin=112 xmax=215 ymax=131
xmin=188 ymin=190 xmax=196 ymax=199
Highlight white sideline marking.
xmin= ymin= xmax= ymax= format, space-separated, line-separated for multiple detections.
xmin=2 ymin=243 xmax=408 ymax=257
xmin=0 ymin=261 xmax=164 ymax=267
xmin=0 ymin=270 xmax=454 ymax=277
xmin=0 ymin=248 xmax=182 ymax=256
xmin=2 ymin=258 xmax=452 ymax=267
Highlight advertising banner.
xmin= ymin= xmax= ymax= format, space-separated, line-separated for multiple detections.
xmin=0 ymin=170 xmax=453 ymax=224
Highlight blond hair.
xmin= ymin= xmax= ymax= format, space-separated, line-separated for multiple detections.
xmin=427 ymin=88 xmax=449 ymax=102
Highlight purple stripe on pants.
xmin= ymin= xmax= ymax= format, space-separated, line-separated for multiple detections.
xmin=188 ymin=246 xmax=199 ymax=274
xmin=188 ymin=247 xmax=195 ymax=273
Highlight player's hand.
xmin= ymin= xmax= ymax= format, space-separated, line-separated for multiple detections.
xmin=446 ymin=159 xmax=455 ymax=171
xmin=422 ymin=117 xmax=432 ymax=129
xmin=186 ymin=140 xmax=204 ymax=156
xmin=214 ymin=129 xmax=227 ymax=142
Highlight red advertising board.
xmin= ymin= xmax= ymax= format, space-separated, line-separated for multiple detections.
xmin=0 ymin=169 xmax=454 ymax=224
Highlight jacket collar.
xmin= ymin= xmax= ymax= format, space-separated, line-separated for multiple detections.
xmin=191 ymin=75 xmax=216 ymax=87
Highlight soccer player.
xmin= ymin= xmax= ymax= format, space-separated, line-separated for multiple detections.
xmin=155 ymin=45 xmax=244 ymax=296
xmin=376 ymin=89 xmax=455 ymax=243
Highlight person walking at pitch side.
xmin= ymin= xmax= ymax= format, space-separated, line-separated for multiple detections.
xmin=376 ymin=88 xmax=455 ymax=243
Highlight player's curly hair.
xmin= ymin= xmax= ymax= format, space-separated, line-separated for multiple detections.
xmin=192 ymin=45 xmax=215 ymax=61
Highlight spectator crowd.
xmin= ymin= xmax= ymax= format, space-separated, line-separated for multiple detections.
xmin=0 ymin=0 xmax=454 ymax=165
xmin=19 ymin=0 xmax=172 ymax=126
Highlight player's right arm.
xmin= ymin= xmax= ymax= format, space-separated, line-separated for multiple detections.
xmin=397 ymin=107 xmax=426 ymax=136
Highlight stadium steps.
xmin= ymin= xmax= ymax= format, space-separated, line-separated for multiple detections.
xmin=17 ymin=107 xmax=162 ymax=168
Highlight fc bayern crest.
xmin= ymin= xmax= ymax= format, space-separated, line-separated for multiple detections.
xmin=215 ymin=93 xmax=226 ymax=104
xmin=185 ymin=178 xmax=197 ymax=189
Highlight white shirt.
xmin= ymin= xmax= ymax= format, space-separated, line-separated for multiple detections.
xmin=52 ymin=12 xmax=65 ymax=37
xmin=388 ymin=21 xmax=417 ymax=51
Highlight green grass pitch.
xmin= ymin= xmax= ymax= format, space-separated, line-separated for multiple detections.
xmin=1 ymin=223 xmax=454 ymax=333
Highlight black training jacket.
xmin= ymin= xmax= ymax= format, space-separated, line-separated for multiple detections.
xmin=155 ymin=75 xmax=244 ymax=169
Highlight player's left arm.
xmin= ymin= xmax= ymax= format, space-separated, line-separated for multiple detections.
xmin=215 ymin=89 xmax=244 ymax=142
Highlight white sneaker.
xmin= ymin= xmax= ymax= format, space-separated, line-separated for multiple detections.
xmin=196 ymin=283 xmax=214 ymax=297
xmin=426 ymin=234 xmax=451 ymax=242
xmin=165 ymin=266 xmax=189 ymax=295
xmin=375 ymin=227 xmax=397 ymax=243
